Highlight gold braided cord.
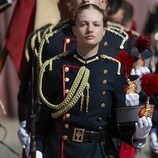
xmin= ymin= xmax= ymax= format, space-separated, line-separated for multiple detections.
xmin=37 ymin=23 xmax=70 ymax=67
xmin=37 ymin=31 xmax=42 ymax=44
xmin=107 ymin=21 xmax=140 ymax=37
xmin=25 ymin=26 xmax=49 ymax=62
xmin=106 ymin=21 xmax=129 ymax=49
xmin=38 ymin=20 xmax=69 ymax=42
xmin=52 ymin=69 xmax=90 ymax=118
xmin=24 ymin=31 xmax=38 ymax=62
xmin=101 ymin=54 xmax=121 ymax=75
xmin=38 ymin=59 xmax=89 ymax=110
xmin=37 ymin=30 xmax=58 ymax=67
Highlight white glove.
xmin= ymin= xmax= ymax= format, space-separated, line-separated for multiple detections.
xmin=130 ymin=67 xmax=150 ymax=78
xmin=36 ymin=151 xmax=43 ymax=158
xmin=150 ymin=128 xmax=158 ymax=153
xmin=134 ymin=116 xmax=152 ymax=139
xmin=25 ymin=137 xmax=31 ymax=158
xmin=17 ymin=121 xmax=30 ymax=147
xmin=126 ymin=93 xmax=140 ymax=106
xmin=7 ymin=0 xmax=13 ymax=3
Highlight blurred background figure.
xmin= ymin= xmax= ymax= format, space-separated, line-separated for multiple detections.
xmin=57 ymin=0 xmax=73 ymax=21
xmin=143 ymin=4 xmax=158 ymax=158
xmin=143 ymin=3 xmax=158 ymax=158
xmin=121 ymin=0 xmax=135 ymax=31
xmin=107 ymin=0 xmax=136 ymax=31
xmin=143 ymin=3 xmax=158 ymax=73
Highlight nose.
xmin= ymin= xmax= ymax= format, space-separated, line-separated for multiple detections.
xmin=87 ymin=24 xmax=94 ymax=33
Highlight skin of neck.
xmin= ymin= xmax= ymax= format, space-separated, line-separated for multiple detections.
xmin=77 ymin=44 xmax=99 ymax=58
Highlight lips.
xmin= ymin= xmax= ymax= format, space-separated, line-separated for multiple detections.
xmin=85 ymin=35 xmax=95 ymax=40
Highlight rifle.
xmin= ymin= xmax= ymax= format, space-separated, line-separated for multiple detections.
xmin=30 ymin=51 xmax=37 ymax=158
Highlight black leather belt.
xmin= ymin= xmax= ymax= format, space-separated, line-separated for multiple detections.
xmin=53 ymin=124 xmax=107 ymax=143
xmin=67 ymin=127 xmax=106 ymax=142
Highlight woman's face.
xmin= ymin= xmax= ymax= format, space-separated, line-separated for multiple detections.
xmin=73 ymin=7 xmax=105 ymax=48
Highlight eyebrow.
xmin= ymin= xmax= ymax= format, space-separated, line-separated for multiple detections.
xmin=79 ymin=20 xmax=103 ymax=23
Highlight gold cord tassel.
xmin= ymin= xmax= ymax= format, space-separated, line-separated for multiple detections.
xmin=80 ymin=93 xmax=84 ymax=112
xmin=117 ymin=62 xmax=121 ymax=75
xmin=49 ymin=60 xmax=53 ymax=71
xmin=86 ymin=83 xmax=90 ymax=112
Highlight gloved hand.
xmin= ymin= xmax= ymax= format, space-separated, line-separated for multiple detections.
xmin=134 ymin=116 xmax=152 ymax=139
xmin=17 ymin=120 xmax=30 ymax=147
xmin=8 ymin=0 xmax=14 ymax=3
xmin=36 ymin=151 xmax=43 ymax=158
xmin=130 ymin=67 xmax=150 ymax=78
xmin=150 ymin=128 xmax=158 ymax=153
xmin=25 ymin=137 xmax=31 ymax=158
xmin=126 ymin=93 xmax=139 ymax=106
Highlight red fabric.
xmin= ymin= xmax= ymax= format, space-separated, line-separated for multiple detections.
xmin=4 ymin=0 xmax=35 ymax=79
xmin=131 ymin=20 xmax=137 ymax=31
xmin=119 ymin=141 xmax=136 ymax=158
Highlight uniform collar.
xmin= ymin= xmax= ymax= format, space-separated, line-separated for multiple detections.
xmin=73 ymin=49 xmax=99 ymax=64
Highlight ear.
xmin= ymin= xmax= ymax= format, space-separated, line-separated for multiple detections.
xmin=103 ymin=27 xmax=106 ymax=36
xmin=100 ymin=0 xmax=108 ymax=10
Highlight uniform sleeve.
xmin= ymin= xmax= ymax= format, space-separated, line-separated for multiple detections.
xmin=36 ymin=67 xmax=57 ymax=153
xmin=112 ymin=64 xmax=136 ymax=145
xmin=36 ymin=103 xmax=52 ymax=153
xmin=112 ymin=64 xmax=126 ymax=108
xmin=17 ymin=61 xmax=32 ymax=123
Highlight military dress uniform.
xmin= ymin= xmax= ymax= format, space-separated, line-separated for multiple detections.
xmin=18 ymin=19 xmax=130 ymax=123
xmin=17 ymin=19 xmax=132 ymax=158
xmin=36 ymin=48 xmax=136 ymax=158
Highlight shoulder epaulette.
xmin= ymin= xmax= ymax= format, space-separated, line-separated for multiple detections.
xmin=25 ymin=24 xmax=52 ymax=62
xmin=100 ymin=54 xmax=121 ymax=75
xmin=37 ymin=19 xmax=71 ymax=67
xmin=41 ymin=19 xmax=71 ymax=41
xmin=106 ymin=21 xmax=129 ymax=49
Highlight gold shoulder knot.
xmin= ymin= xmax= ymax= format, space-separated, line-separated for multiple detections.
xmin=106 ymin=21 xmax=129 ymax=49
xmin=100 ymin=54 xmax=121 ymax=75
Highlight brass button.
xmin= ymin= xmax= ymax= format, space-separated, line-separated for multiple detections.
xmin=102 ymin=80 xmax=107 ymax=84
xmin=65 ymin=123 xmax=69 ymax=129
xmin=102 ymin=91 xmax=106 ymax=96
xmin=66 ymin=38 xmax=70 ymax=44
xmin=98 ymin=117 xmax=102 ymax=121
xmin=96 ymin=56 xmax=99 ymax=60
xmin=64 ymin=77 xmax=69 ymax=82
xmin=104 ymin=41 xmax=108 ymax=47
xmin=103 ymin=69 xmax=108 ymax=74
xmin=63 ymin=135 xmax=68 ymax=140
xmin=65 ymin=89 xmax=69 ymax=94
xmin=100 ymin=103 xmax=106 ymax=108
xmin=98 ymin=126 xmax=102 ymax=130
xmin=65 ymin=67 xmax=69 ymax=72
xmin=65 ymin=113 xmax=70 ymax=119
